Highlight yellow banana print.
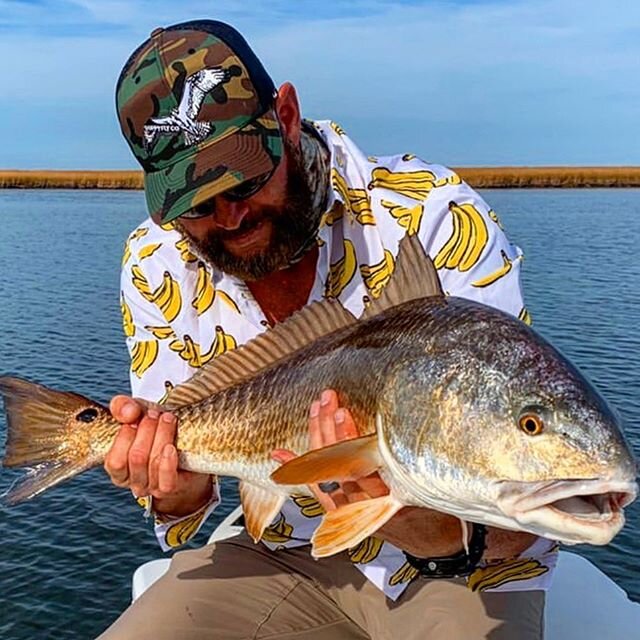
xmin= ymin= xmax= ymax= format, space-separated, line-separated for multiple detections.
xmin=467 ymin=559 xmax=549 ymax=592
xmin=212 ymin=325 xmax=237 ymax=357
xmin=434 ymin=202 xmax=488 ymax=272
xmin=458 ymin=203 xmax=489 ymax=271
xmin=360 ymin=249 xmax=395 ymax=299
xmin=519 ymin=307 xmax=533 ymax=326
xmin=291 ymin=495 xmax=324 ymax=518
xmin=488 ymin=209 xmax=505 ymax=230
xmin=381 ymin=200 xmax=424 ymax=237
xmin=192 ymin=262 xmax=215 ymax=316
xmin=138 ymin=242 xmax=163 ymax=261
xmin=367 ymin=156 xmax=378 ymax=163
xmin=130 ymin=340 xmax=159 ymax=378
xmin=471 ymin=250 xmax=513 ymax=288
xmin=389 ymin=561 xmax=419 ymax=586
xmin=445 ymin=205 xmax=473 ymax=269
xmin=164 ymin=509 xmax=207 ymax=548
xmin=320 ymin=202 xmax=344 ymax=228
xmin=120 ymin=295 xmax=135 ymax=338
xmin=159 ymin=221 xmax=175 ymax=232
xmin=368 ymin=167 xmax=436 ymax=200
xmin=348 ymin=537 xmax=384 ymax=564
xmin=123 ymin=229 xmax=150 ymax=265
xmin=325 ymin=239 xmax=357 ymax=298
xmin=159 ymin=380 xmax=174 ymax=405
xmin=433 ymin=173 xmax=462 ymax=188
xmin=169 ymin=335 xmax=201 ymax=368
xmin=330 ymin=121 xmax=346 ymax=136
xmin=332 ymin=170 xmax=375 ymax=225
xmin=144 ymin=325 xmax=176 ymax=340
xmin=195 ymin=329 xmax=232 ymax=366
xmin=175 ymin=238 xmax=198 ymax=263
xmin=131 ymin=264 xmax=156 ymax=302
xmin=121 ymin=242 xmax=132 ymax=267
xmin=192 ymin=262 xmax=241 ymax=316
xmin=153 ymin=271 xmax=182 ymax=323
xmin=434 ymin=208 xmax=462 ymax=270
xmin=135 ymin=495 xmax=151 ymax=510
xmin=262 ymin=513 xmax=294 ymax=544
xmin=130 ymin=227 xmax=150 ymax=242
xmin=218 ymin=290 xmax=241 ymax=314
xmin=402 ymin=153 xmax=416 ymax=162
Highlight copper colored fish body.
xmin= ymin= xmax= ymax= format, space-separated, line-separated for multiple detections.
xmin=1 ymin=235 xmax=636 ymax=556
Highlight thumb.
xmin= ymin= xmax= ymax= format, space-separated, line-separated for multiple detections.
xmin=271 ymin=449 xmax=297 ymax=464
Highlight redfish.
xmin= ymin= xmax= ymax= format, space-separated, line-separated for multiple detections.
xmin=1 ymin=235 xmax=636 ymax=557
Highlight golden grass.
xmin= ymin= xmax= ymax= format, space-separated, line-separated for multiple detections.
xmin=453 ymin=167 xmax=640 ymax=188
xmin=0 ymin=170 xmax=143 ymax=189
xmin=1 ymin=167 xmax=639 ymax=189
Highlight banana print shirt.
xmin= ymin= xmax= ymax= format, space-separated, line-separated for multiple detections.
xmin=120 ymin=120 xmax=558 ymax=600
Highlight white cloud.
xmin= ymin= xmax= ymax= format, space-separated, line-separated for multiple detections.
xmin=1 ymin=0 xmax=639 ymax=166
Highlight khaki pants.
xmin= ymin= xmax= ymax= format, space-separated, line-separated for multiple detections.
xmin=99 ymin=534 xmax=544 ymax=640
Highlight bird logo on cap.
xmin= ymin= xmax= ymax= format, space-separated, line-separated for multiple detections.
xmin=143 ymin=68 xmax=232 ymax=150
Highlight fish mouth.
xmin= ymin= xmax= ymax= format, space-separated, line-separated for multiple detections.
xmin=497 ymin=479 xmax=638 ymax=545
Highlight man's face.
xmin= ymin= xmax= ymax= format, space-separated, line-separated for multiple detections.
xmin=177 ymin=138 xmax=317 ymax=281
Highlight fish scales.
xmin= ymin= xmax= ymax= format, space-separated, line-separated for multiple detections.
xmin=0 ymin=234 xmax=636 ymax=554
xmin=170 ymin=296 xmax=459 ymax=479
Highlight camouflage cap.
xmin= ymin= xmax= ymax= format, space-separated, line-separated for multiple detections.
xmin=116 ymin=20 xmax=283 ymax=223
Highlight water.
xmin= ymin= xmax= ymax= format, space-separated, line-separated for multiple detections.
xmin=0 ymin=188 xmax=638 ymax=638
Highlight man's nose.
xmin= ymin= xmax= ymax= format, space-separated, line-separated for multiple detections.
xmin=212 ymin=198 xmax=250 ymax=231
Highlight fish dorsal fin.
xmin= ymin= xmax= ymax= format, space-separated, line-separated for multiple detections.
xmin=362 ymin=233 xmax=444 ymax=320
xmin=164 ymin=298 xmax=357 ymax=408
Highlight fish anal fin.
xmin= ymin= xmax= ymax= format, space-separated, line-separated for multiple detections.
xmin=239 ymin=481 xmax=286 ymax=543
xmin=362 ymin=233 xmax=444 ymax=320
xmin=270 ymin=434 xmax=381 ymax=486
xmin=312 ymin=495 xmax=403 ymax=558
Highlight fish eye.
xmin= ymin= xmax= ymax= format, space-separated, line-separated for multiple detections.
xmin=518 ymin=412 xmax=544 ymax=436
xmin=76 ymin=408 xmax=99 ymax=423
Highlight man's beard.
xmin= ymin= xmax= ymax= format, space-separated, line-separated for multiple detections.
xmin=181 ymin=141 xmax=321 ymax=281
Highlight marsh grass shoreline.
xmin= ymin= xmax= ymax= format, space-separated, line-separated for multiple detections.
xmin=1 ymin=167 xmax=639 ymax=189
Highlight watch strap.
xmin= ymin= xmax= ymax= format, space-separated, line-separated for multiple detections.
xmin=403 ymin=522 xmax=487 ymax=579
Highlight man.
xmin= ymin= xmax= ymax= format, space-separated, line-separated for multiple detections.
xmin=100 ymin=19 xmax=554 ymax=639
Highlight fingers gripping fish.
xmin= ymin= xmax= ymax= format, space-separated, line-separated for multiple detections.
xmin=0 ymin=235 xmax=636 ymax=558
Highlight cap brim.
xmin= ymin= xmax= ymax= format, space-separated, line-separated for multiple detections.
xmin=144 ymin=112 xmax=283 ymax=223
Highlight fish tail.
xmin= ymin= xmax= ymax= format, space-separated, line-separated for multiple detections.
xmin=0 ymin=376 xmax=115 ymax=504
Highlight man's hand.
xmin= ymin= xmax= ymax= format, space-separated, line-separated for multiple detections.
xmin=273 ymin=389 xmax=389 ymax=510
xmin=272 ymin=389 xmax=538 ymax=560
xmin=104 ymin=396 xmax=213 ymax=518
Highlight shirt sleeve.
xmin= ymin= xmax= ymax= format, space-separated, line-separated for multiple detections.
xmin=120 ymin=245 xmax=221 ymax=551
xmin=419 ymin=169 xmax=529 ymax=321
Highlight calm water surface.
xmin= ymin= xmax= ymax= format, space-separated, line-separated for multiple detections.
xmin=0 ymin=189 xmax=638 ymax=638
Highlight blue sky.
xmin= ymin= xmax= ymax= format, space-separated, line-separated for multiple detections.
xmin=1 ymin=0 xmax=638 ymax=168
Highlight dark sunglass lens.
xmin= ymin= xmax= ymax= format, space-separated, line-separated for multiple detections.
xmin=224 ymin=173 xmax=270 ymax=201
xmin=182 ymin=199 xmax=216 ymax=219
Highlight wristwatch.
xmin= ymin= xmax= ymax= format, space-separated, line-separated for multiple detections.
xmin=403 ymin=522 xmax=487 ymax=579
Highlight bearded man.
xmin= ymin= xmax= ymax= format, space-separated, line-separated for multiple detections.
xmin=100 ymin=19 xmax=553 ymax=640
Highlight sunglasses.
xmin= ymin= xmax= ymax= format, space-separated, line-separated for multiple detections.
xmin=181 ymin=169 xmax=274 ymax=220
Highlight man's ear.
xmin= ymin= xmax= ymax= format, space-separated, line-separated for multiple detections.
xmin=274 ymin=82 xmax=302 ymax=146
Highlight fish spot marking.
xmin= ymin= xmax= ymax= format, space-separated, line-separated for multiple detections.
xmin=76 ymin=408 xmax=98 ymax=423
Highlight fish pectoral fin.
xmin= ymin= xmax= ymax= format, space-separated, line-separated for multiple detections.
xmin=270 ymin=434 xmax=382 ymax=485
xmin=239 ymin=481 xmax=286 ymax=543
xmin=311 ymin=495 xmax=403 ymax=558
